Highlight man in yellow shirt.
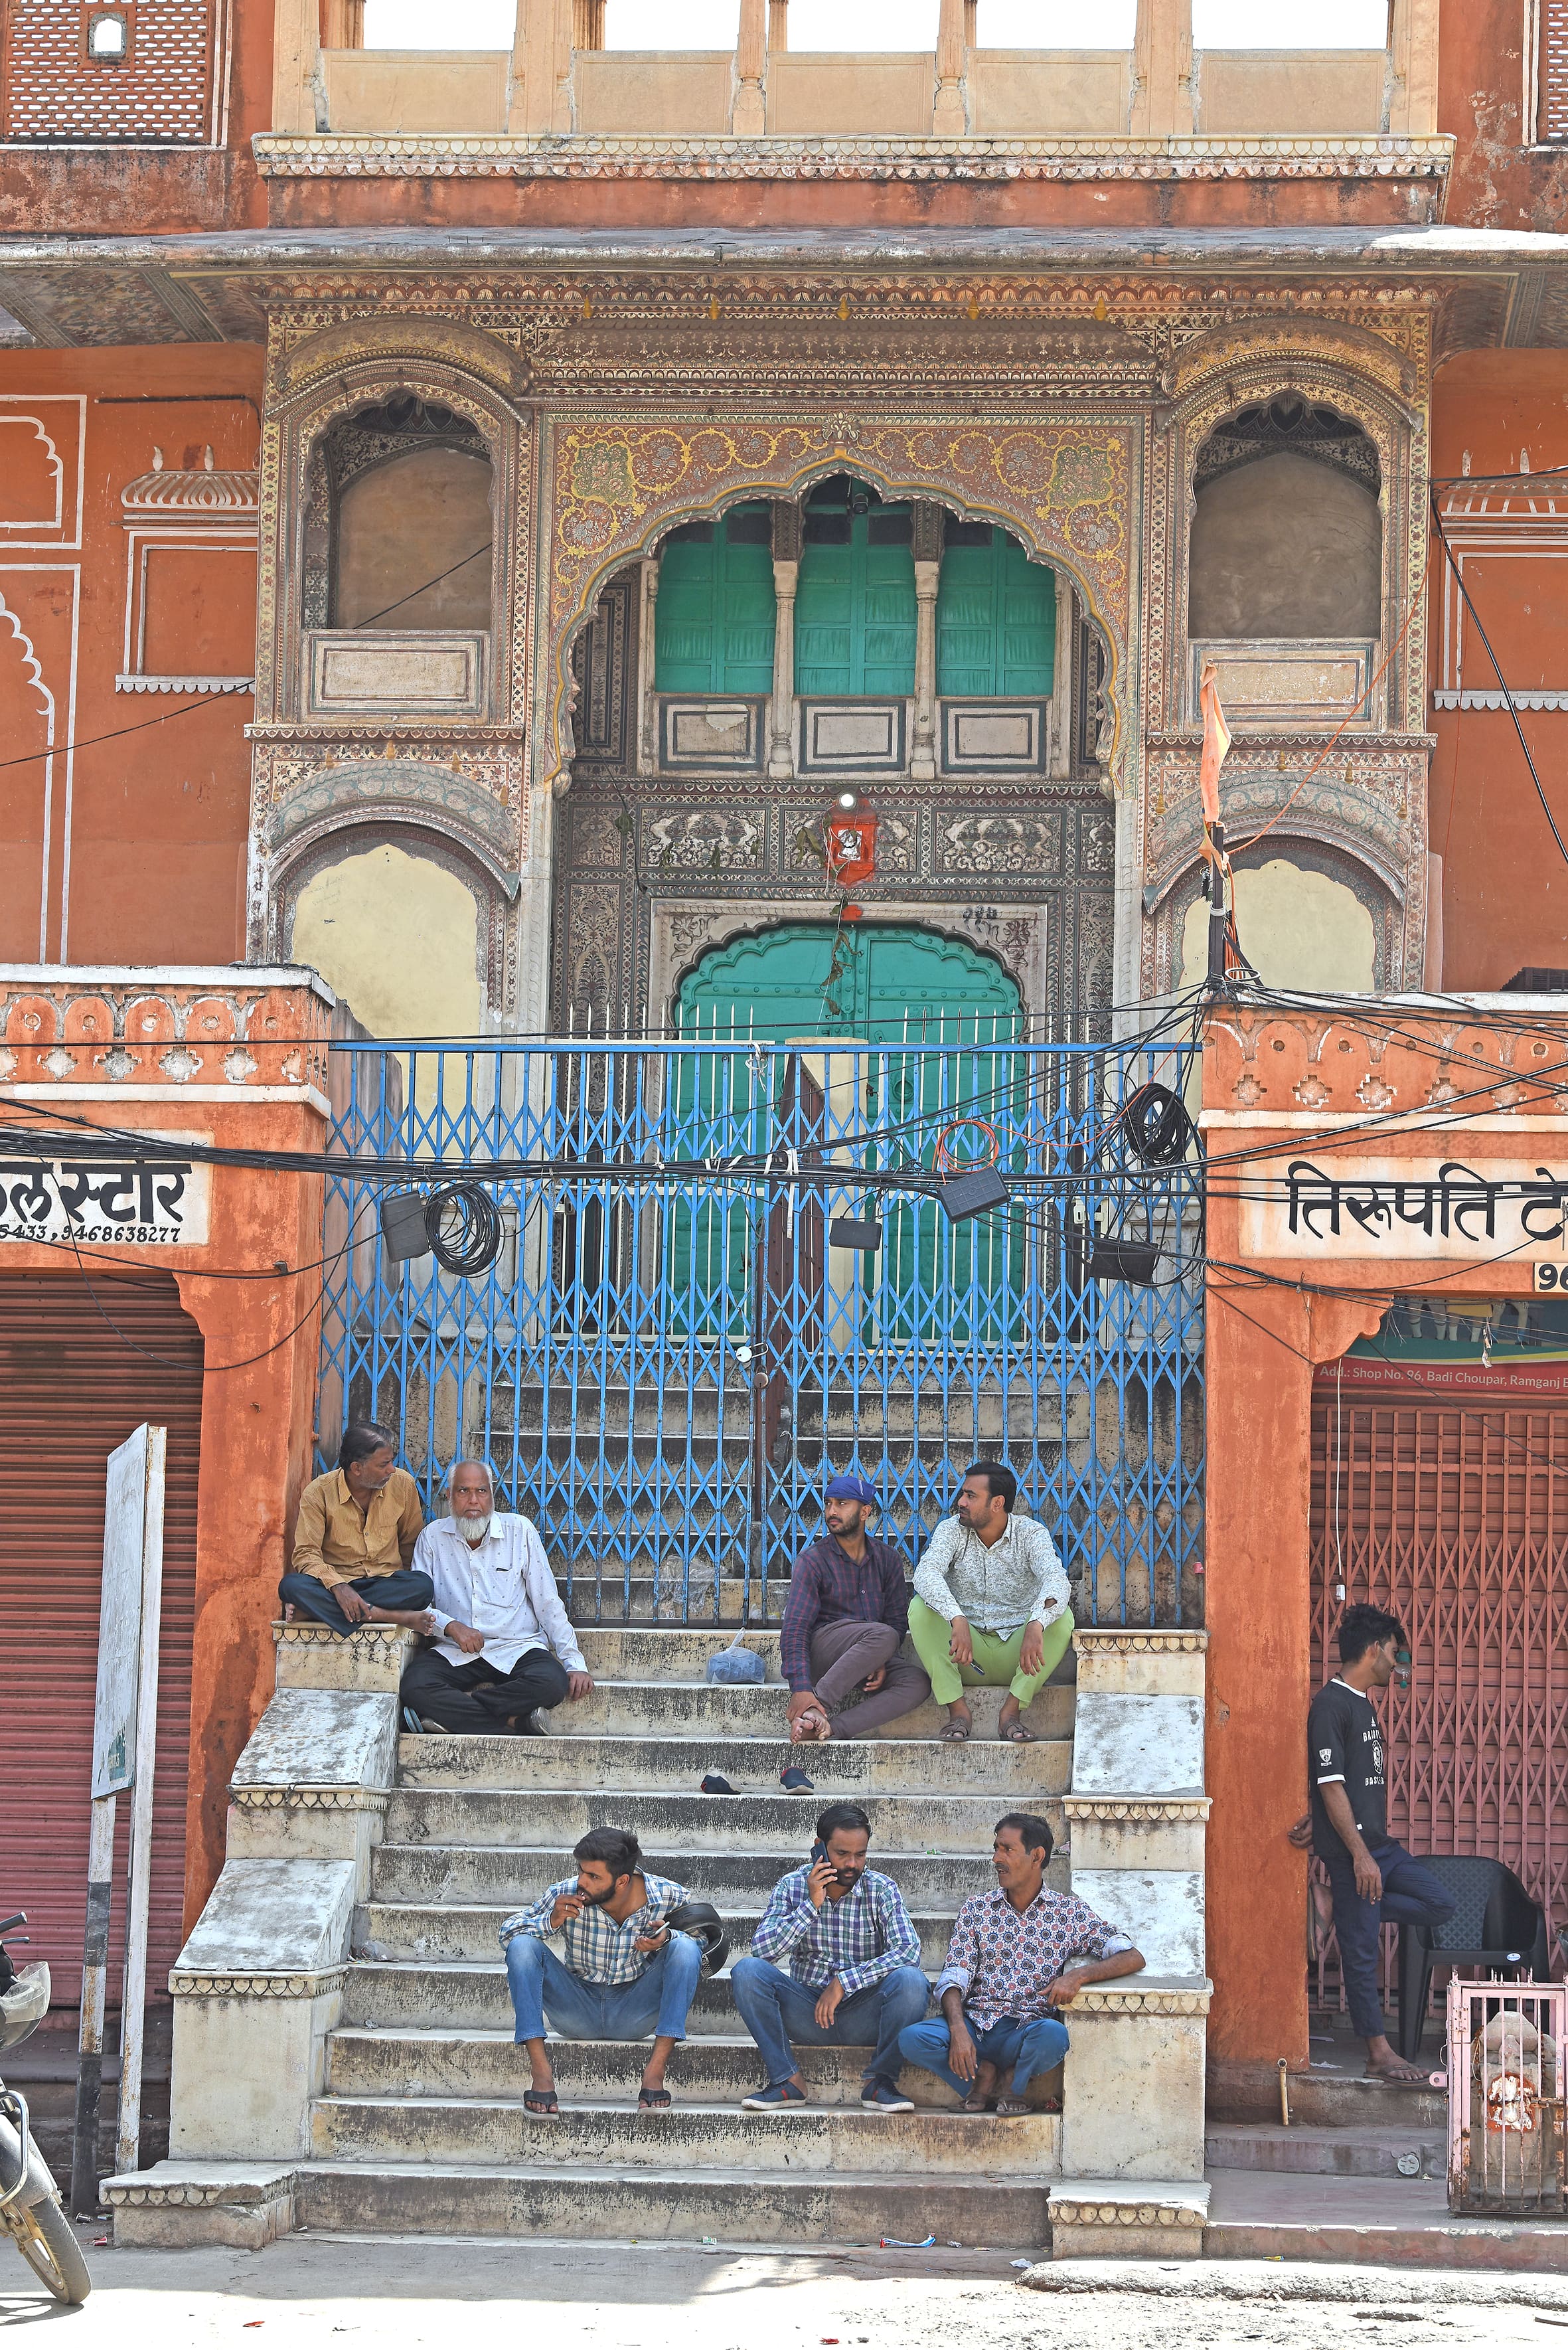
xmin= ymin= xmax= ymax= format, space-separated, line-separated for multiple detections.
xmin=279 ymin=1422 xmax=434 ymax=1635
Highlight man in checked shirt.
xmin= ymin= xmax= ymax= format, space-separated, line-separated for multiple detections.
xmin=499 ymin=1827 xmax=702 ymax=2116
xmin=730 ymin=1802 xmax=931 ymax=2112
xmin=899 ymin=1812 xmax=1144 ymax=2117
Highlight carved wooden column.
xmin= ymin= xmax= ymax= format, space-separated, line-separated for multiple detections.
xmin=933 ymin=0 xmax=966 ymax=134
xmin=769 ymin=500 xmax=801 ymax=782
xmin=734 ymin=0 xmax=766 ymax=133
xmin=768 ymin=0 xmax=787 ymax=50
xmin=637 ymin=556 xmax=660 ymax=775
xmin=911 ymin=501 xmax=943 ymax=784
xmin=1387 ymin=0 xmax=1438 ymax=134
xmin=508 ymin=0 xmax=574 ymax=135
xmin=1129 ymin=0 xmax=1193 ymax=136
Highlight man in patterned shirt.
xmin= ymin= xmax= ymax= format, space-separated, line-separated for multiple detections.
xmin=499 ymin=1826 xmax=702 ymax=2116
xmin=730 ymin=1802 xmax=931 ymax=2112
xmin=899 ymin=1811 xmax=1144 ymax=2117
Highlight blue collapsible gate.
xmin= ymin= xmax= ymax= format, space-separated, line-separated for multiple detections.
xmin=317 ymin=1034 xmax=1204 ymax=1626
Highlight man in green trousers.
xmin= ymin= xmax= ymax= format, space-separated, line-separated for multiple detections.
xmin=908 ymin=1460 xmax=1073 ymax=1744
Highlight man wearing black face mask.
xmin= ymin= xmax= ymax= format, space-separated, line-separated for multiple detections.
xmin=499 ymin=1827 xmax=700 ymax=2116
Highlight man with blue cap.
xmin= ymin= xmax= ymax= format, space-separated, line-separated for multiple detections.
xmin=782 ymin=1472 xmax=931 ymax=1742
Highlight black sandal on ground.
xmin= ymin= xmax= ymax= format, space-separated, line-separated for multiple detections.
xmin=637 ymin=2085 xmax=672 ymax=2109
xmin=940 ymin=1715 xmax=972 ymax=1742
xmin=999 ymin=1718 xmax=1039 ymax=1743
xmin=523 ymin=2088 xmax=560 ymax=2118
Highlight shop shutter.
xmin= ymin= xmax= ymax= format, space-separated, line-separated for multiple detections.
xmin=936 ymin=526 xmax=1056 ymax=699
xmin=0 ymin=1271 xmax=204 ymax=2009
xmin=653 ymin=504 xmax=775 ymax=695
xmin=1309 ymin=1385 xmax=1568 ymax=1926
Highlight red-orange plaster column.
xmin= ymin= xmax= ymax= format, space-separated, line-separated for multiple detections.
xmin=175 ymin=1157 xmax=326 ymax=1936
xmin=1204 ymin=1274 xmax=1382 ymax=2069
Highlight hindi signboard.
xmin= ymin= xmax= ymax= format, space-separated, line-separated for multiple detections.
xmin=1238 ymin=1157 xmax=1568 ymax=1263
xmin=0 ymin=1148 xmax=210 ymax=1245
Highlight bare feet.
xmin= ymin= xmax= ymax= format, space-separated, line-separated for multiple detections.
xmin=1364 ymin=2033 xmax=1433 ymax=2086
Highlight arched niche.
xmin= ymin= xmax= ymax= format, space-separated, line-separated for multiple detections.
xmin=1188 ymin=398 xmax=1382 ymax=643
xmin=1172 ymin=843 xmax=1392 ymax=995
xmin=303 ymin=393 xmax=496 ymax=635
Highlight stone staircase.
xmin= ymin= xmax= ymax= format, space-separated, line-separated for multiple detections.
xmin=105 ymin=1617 xmax=1211 ymax=2258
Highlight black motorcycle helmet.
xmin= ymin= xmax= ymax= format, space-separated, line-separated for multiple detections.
xmin=664 ymin=1899 xmax=730 ymax=1978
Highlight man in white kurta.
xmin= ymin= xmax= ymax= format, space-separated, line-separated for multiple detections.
xmin=400 ymin=1461 xmax=594 ymax=1735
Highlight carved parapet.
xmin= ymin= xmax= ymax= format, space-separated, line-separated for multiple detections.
xmin=104 ymin=2164 xmax=302 ymax=2250
xmin=1042 ymin=2179 xmax=1210 ymax=2260
xmin=1072 ymin=1624 xmax=1208 ymax=1701
xmin=272 ymin=1619 xmax=420 ymax=1695
xmin=1063 ymin=1793 xmax=1211 ymax=1873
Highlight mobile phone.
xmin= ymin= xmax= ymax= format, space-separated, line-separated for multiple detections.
xmin=810 ymin=1840 xmax=828 ymax=1867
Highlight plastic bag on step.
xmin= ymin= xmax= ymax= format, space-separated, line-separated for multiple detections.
xmin=706 ymin=1631 xmax=765 ymax=1685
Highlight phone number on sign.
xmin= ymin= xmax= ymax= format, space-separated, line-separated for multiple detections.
xmin=0 ymin=1222 xmax=189 ymax=1244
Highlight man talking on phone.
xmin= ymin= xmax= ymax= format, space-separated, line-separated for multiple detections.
xmin=729 ymin=1802 xmax=929 ymax=2112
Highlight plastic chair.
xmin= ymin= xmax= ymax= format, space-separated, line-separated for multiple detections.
xmin=1395 ymin=1855 xmax=1549 ymax=2061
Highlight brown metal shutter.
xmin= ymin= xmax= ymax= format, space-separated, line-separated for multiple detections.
xmin=1310 ymin=1385 xmax=1568 ymax=1927
xmin=0 ymin=1271 xmax=203 ymax=2009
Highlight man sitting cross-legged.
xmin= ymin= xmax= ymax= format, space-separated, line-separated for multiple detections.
xmin=400 ymin=1460 xmax=594 ymax=1736
xmin=782 ymin=1473 xmax=931 ymax=1744
xmin=278 ymin=1422 xmax=433 ymax=1636
xmin=898 ymin=1811 xmax=1144 ymax=2118
xmin=907 ymin=1460 xmax=1074 ymax=1745
xmin=500 ymin=1827 xmax=702 ymax=2116
xmin=730 ymin=1801 xmax=931 ymax=2113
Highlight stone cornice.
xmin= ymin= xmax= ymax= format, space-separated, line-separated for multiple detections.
xmin=229 ymin=1784 xmax=389 ymax=1813
xmin=168 ymin=1967 xmax=349 ymax=1998
xmin=251 ymin=133 xmax=1452 ymax=185
xmin=103 ymin=2171 xmax=301 ymax=2209
xmin=1050 ymin=2191 xmax=1206 ymax=2224
xmin=1061 ymin=1796 xmax=1213 ymax=1822
xmin=272 ymin=1620 xmax=411 ymax=1649
xmin=1073 ymin=1628 xmax=1208 ymax=1652
xmin=1075 ymin=1980 xmax=1213 ymax=2015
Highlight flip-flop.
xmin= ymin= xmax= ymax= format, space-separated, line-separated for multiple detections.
xmin=962 ymin=2089 xmax=998 ymax=2114
xmin=523 ymin=2088 xmax=560 ymax=2119
xmin=637 ymin=2085 xmax=672 ymax=2110
xmin=940 ymin=1717 xmax=972 ymax=1742
xmin=1366 ymin=2065 xmax=1433 ymax=2088
xmin=999 ymin=1719 xmax=1039 ymax=1743
xmin=994 ymin=2096 xmax=1038 ymax=2118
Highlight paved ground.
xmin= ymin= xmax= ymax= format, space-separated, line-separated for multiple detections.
xmin=7 ymin=2233 xmax=1568 ymax=2349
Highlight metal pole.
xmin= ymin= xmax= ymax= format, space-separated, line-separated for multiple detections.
xmin=116 ymin=1424 xmax=165 ymax=2182
xmin=1207 ymin=819 xmax=1229 ymax=984
xmin=69 ymin=1792 xmax=116 ymax=2215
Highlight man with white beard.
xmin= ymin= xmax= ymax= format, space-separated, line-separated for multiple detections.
xmin=400 ymin=1460 xmax=595 ymax=1734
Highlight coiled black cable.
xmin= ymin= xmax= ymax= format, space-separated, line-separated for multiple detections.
xmin=426 ymin=1181 xmax=503 ymax=1276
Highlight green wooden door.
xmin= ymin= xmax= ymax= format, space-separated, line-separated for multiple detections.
xmin=936 ymin=524 xmax=1056 ymax=699
xmin=668 ymin=923 xmax=1024 ymax=1339
xmin=795 ymin=480 xmax=917 ymax=697
xmin=654 ymin=503 xmax=776 ymax=694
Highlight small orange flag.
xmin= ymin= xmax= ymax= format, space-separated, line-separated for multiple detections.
xmin=1198 ymin=659 xmax=1231 ymax=831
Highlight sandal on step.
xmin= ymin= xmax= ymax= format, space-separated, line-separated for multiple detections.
xmin=638 ymin=2085 xmax=672 ymax=2110
xmin=523 ymin=2089 xmax=560 ymax=2119
xmin=993 ymin=2096 xmax=1037 ymax=2118
xmin=940 ymin=1716 xmax=972 ymax=1742
xmin=962 ymin=2089 xmax=997 ymax=2114
xmin=999 ymin=1718 xmax=1039 ymax=1743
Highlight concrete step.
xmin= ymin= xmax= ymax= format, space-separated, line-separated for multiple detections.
xmin=310 ymin=2092 xmax=1056 ymax=2175
xmin=532 ymin=1677 xmax=1075 ymax=1743
xmin=1206 ymin=2121 xmax=1443 ymax=2181
xmin=380 ymin=1788 xmax=1065 ymax=1855
xmin=370 ymin=1841 xmax=1067 ymax=1908
xmin=294 ymin=2156 xmax=1049 ymax=2245
xmin=341 ymin=1961 xmax=882 ymax=2036
xmin=564 ymin=1580 xmax=787 ymax=1626
xmin=327 ymin=2027 xmax=975 ymax=2109
xmin=570 ymin=1625 xmax=1077 ymax=1687
xmin=393 ymin=1732 xmax=1071 ymax=1797
xmin=357 ymin=1898 xmax=965 ymax=1970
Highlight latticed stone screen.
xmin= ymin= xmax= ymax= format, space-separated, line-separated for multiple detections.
xmin=2 ymin=0 xmax=216 ymax=139
xmin=1543 ymin=1 xmax=1568 ymax=138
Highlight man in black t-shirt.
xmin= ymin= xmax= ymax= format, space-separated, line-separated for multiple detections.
xmin=1296 ymin=1604 xmax=1455 ymax=2084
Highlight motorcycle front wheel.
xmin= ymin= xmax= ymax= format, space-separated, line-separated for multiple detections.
xmin=7 ymin=2199 xmax=92 ymax=2303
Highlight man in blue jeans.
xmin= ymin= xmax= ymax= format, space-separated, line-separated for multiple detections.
xmin=900 ymin=1813 xmax=1144 ymax=2116
xmin=731 ymin=1802 xmax=931 ymax=2112
xmin=500 ymin=1827 xmax=702 ymax=2116
xmin=1296 ymin=1602 xmax=1456 ymax=2085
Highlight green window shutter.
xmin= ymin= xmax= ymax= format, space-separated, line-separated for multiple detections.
xmin=796 ymin=501 xmax=916 ymax=697
xmin=655 ymin=507 xmax=775 ymax=694
xmin=936 ymin=530 xmax=1056 ymax=698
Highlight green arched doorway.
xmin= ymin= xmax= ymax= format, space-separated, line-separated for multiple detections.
xmin=670 ymin=922 xmax=1026 ymax=1341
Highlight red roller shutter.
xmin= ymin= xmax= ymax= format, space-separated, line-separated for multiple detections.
xmin=0 ymin=1271 xmax=204 ymax=2010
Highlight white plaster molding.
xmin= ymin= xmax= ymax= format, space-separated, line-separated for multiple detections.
xmin=1061 ymin=1796 xmax=1212 ymax=1822
xmin=168 ymin=1968 xmax=349 ymax=1999
xmin=1433 ymin=688 xmax=1568 ymax=710
xmin=116 ymin=673 xmax=255 ymax=694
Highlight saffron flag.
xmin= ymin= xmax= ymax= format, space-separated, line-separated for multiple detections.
xmin=1198 ymin=659 xmax=1231 ymax=829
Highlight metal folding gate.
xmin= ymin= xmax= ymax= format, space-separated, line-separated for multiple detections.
xmin=1310 ymin=1383 xmax=1568 ymax=1927
xmin=318 ymin=1035 xmax=1204 ymax=1626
